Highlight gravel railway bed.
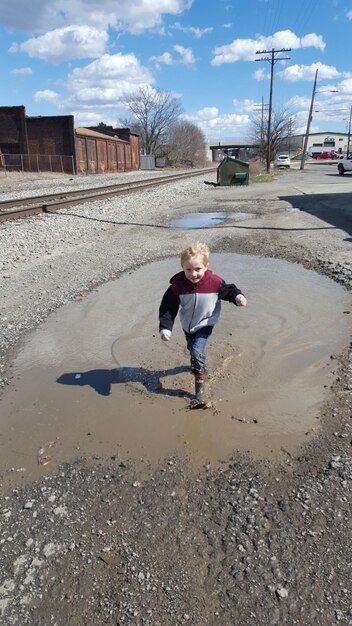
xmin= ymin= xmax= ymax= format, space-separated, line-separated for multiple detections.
xmin=0 ymin=168 xmax=351 ymax=626
xmin=0 ymin=168 xmax=216 ymax=221
xmin=0 ymin=169 xmax=177 ymax=201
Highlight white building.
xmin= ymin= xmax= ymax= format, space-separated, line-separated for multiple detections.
xmin=296 ymin=131 xmax=349 ymax=155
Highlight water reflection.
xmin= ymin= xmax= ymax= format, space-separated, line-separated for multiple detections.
xmin=170 ymin=211 xmax=256 ymax=228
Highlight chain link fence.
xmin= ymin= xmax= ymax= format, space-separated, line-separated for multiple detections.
xmin=0 ymin=153 xmax=75 ymax=174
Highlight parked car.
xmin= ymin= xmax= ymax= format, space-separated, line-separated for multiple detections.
xmin=311 ymin=151 xmax=338 ymax=159
xmin=337 ymin=154 xmax=352 ymax=175
xmin=275 ymin=154 xmax=291 ymax=168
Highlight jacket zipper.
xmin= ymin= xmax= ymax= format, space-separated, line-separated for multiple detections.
xmin=188 ymin=284 xmax=197 ymax=332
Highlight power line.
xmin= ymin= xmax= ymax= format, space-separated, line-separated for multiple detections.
xmin=270 ymin=0 xmax=285 ymax=35
xmin=291 ymin=0 xmax=318 ymax=35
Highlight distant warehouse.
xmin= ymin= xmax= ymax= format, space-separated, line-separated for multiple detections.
xmin=0 ymin=106 xmax=140 ymax=175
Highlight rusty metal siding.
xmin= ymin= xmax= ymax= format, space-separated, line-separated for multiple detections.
xmin=117 ymin=144 xmax=125 ymax=171
xmin=75 ymin=137 xmax=87 ymax=175
xmin=124 ymin=144 xmax=131 ymax=170
xmin=0 ymin=106 xmax=28 ymax=154
xmin=27 ymin=116 xmax=75 ymax=155
xmin=84 ymin=126 xmax=140 ymax=172
xmin=0 ymin=108 xmax=140 ymax=175
xmin=107 ymin=141 xmax=118 ymax=172
xmin=96 ymin=139 xmax=108 ymax=173
xmin=129 ymin=134 xmax=140 ymax=170
xmin=86 ymin=139 xmax=97 ymax=174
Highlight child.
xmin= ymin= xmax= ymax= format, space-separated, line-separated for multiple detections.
xmin=159 ymin=242 xmax=247 ymax=404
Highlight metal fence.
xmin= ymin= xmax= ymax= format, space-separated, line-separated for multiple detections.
xmin=0 ymin=153 xmax=75 ymax=174
xmin=140 ymin=154 xmax=156 ymax=170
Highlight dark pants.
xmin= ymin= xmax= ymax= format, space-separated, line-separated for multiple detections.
xmin=184 ymin=326 xmax=213 ymax=375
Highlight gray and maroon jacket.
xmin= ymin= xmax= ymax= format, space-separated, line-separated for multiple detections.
xmin=159 ymin=269 xmax=244 ymax=336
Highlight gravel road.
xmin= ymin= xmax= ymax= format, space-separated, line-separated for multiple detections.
xmin=0 ymin=165 xmax=351 ymax=625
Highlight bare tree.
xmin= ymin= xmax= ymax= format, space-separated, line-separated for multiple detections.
xmin=249 ymin=108 xmax=296 ymax=162
xmin=166 ymin=121 xmax=206 ymax=167
xmin=122 ymin=86 xmax=183 ymax=155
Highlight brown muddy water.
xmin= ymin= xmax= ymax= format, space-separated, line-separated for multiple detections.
xmin=1 ymin=254 xmax=351 ymax=484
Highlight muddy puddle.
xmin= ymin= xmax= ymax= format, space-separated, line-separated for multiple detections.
xmin=170 ymin=211 xmax=256 ymax=228
xmin=0 ymin=254 xmax=350 ymax=484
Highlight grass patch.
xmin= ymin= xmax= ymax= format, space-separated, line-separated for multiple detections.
xmin=250 ymin=174 xmax=272 ymax=184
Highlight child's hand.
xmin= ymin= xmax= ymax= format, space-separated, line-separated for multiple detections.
xmin=235 ymin=294 xmax=247 ymax=307
xmin=161 ymin=334 xmax=170 ymax=342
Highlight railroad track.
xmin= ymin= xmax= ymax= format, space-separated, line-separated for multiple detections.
xmin=0 ymin=168 xmax=216 ymax=223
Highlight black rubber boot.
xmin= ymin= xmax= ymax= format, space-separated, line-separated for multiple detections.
xmin=195 ymin=375 xmax=207 ymax=403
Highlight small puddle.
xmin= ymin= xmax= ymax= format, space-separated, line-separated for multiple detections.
xmin=0 ymin=255 xmax=350 ymax=483
xmin=170 ymin=211 xmax=256 ymax=228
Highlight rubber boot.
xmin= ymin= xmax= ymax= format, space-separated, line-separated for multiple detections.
xmin=194 ymin=374 xmax=207 ymax=403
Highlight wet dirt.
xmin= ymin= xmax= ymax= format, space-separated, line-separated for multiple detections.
xmin=1 ymin=254 xmax=350 ymax=482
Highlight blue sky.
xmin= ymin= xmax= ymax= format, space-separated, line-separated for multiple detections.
xmin=1 ymin=0 xmax=351 ymax=141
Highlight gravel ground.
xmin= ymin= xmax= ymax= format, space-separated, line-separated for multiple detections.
xmin=0 ymin=169 xmax=174 ymax=199
xmin=0 ymin=166 xmax=351 ymax=625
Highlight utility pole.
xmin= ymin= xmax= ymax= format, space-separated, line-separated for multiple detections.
xmin=253 ymin=98 xmax=269 ymax=161
xmin=300 ymin=69 xmax=318 ymax=171
xmin=347 ymin=104 xmax=352 ymax=156
xmin=256 ymin=48 xmax=291 ymax=173
xmin=288 ymin=117 xmax=292 ymax=155
xmin=261 ymin=96 xmax=265 ymax=146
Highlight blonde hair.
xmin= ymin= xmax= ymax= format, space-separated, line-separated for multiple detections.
xmin=180 ymin=242 xmax=209 ymax=267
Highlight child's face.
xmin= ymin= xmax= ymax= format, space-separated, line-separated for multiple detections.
xmin=182 ymin=254 xmax=208 ymax=283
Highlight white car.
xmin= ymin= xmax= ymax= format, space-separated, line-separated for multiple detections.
xmin=337 ymin=154 xmax=352 ymax=175
xmin=275 ymin=154 xmax=291 ymax=168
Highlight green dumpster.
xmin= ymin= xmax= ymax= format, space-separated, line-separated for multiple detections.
xmin=217 ymin=155 xmax=249 ymax=186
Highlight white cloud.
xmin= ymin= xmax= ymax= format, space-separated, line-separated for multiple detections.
xmin=232 ymin=98 xmax=260 ymax=113
xmin=73 ymin=110 xmax=116 ymax=127
xmin=190 ymin=107 xmax=219 ymax=120
xmin=150 ymin=45 xmax=195 ymax=66
xmin=183 ymin=105 xmax=250 ymax=140
xmin=11 ymin=67 xmax=32 ymax=75
xmin=206 ymin=112 xmax=250 ymax=130
xmin=0 ymin=0 xmax=193 ymax=35
xmin=277 ymin=62 xmax=342 ymax=82
xmin=173 ymin=45 xmax=195 ymax=64
xmin=66 ymin=53 xmax=153 ymax=105
xmin=172 ymin=22 xmax=213 ymax=38
xmin=212 ymin=37 xmax=259 ymax=65
xmin=9 ymin=26 xmax=108 ymax=63
xmin=347 ymin=10 xmax=352 ymax=20
xmin=300 ymin=33 xmax=325 ymax=49
xmin=287 ymin=91 xmax=352 ymax=132
xmin=32 ymin=89 xmax=60 ymax=102
xmin=335 ymin=77 xmax=352 ymax=94
xmin=149 ymin=52 xmax=174 ymax=66
xmin=286 ymin=95 xmax=311 ymax=110
xmin=253 ymin=68 xmax=268 ymax=81
xmin=223 ymin=23 xmax=232 ymax=29
xmin=211 ymin=29 xmax=325 ymax=66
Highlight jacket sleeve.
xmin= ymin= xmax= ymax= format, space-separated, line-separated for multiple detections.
xmin=218 ymin=280 xmax=244 ymax=305
xmin=159 ymin=286 xmax=180 ymax=333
